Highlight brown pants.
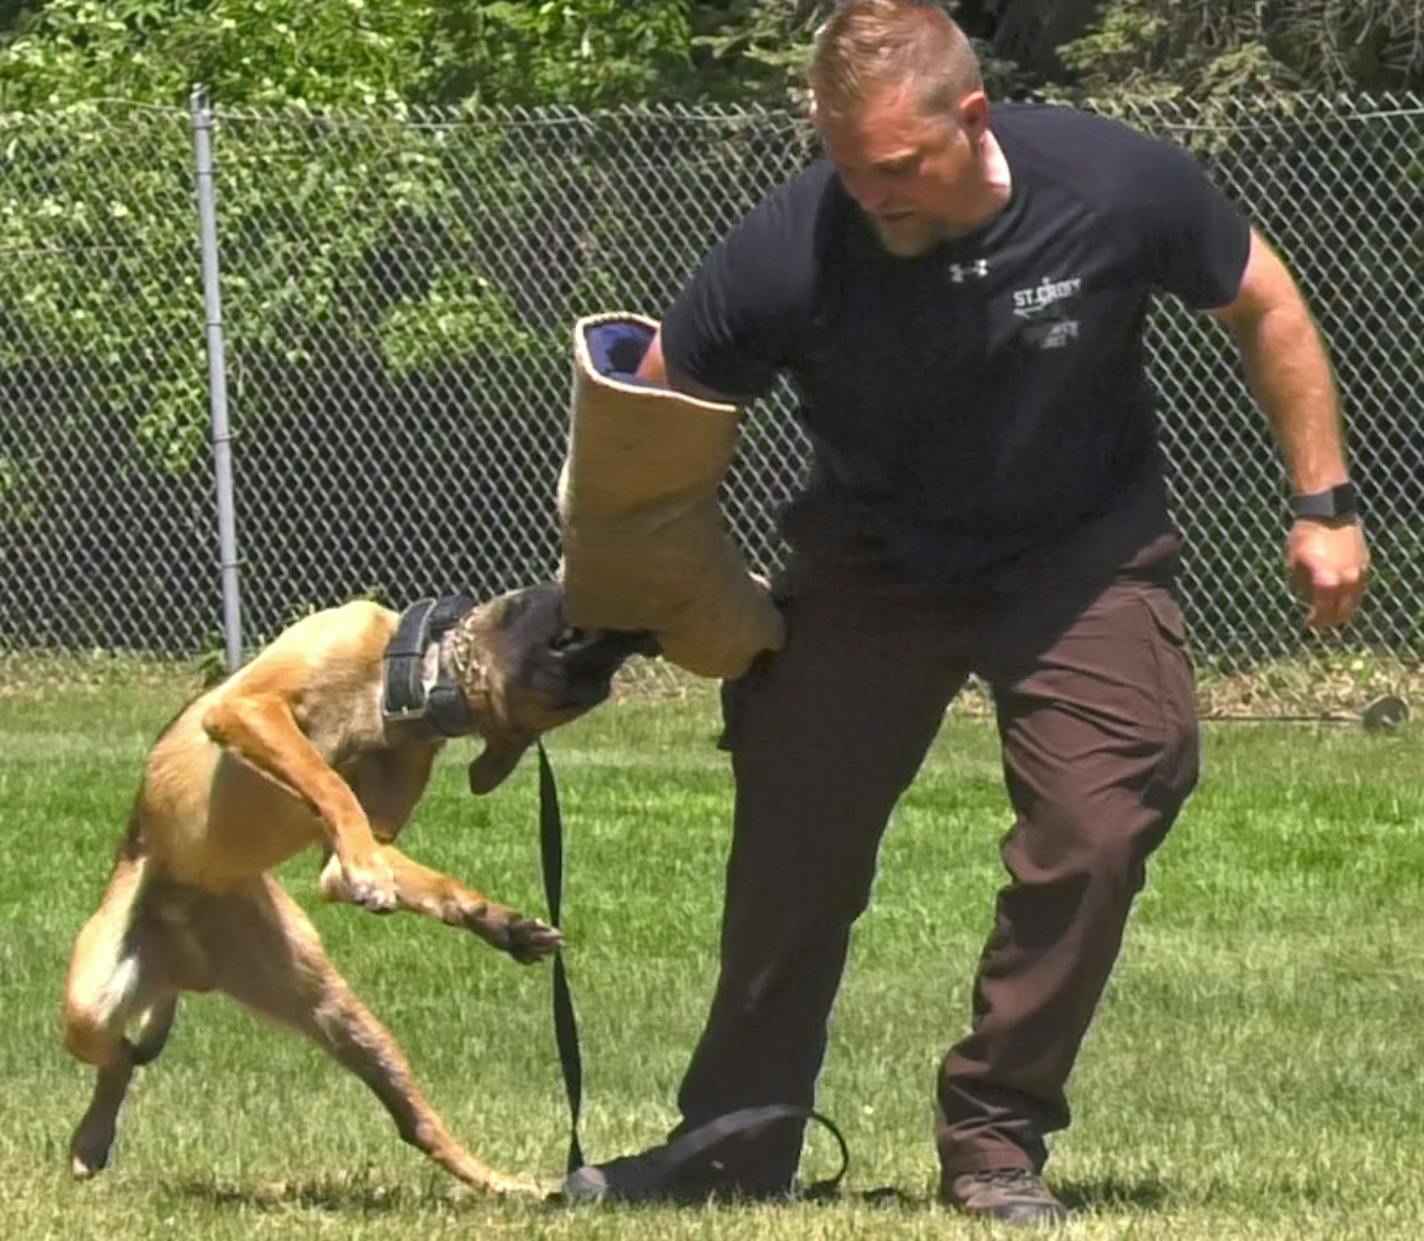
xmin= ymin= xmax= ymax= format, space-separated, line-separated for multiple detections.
xmin=671 ymin=540 xmax=1199 ymax=1189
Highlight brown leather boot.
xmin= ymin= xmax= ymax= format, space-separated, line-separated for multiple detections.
xmin=944 ymin=1167 xmax=1068 ymax=1226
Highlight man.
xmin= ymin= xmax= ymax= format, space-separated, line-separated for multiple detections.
xmin=559 ymin=0 xmax=1369 ymax=1225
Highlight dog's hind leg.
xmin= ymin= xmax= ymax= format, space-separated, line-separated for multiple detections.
xmin=62 ymin=853 xmax=177 ymax=1177
xmin=128 ymin=993 xmax=178 ymax=1064
xmin=69 ymin=1060 xmax=136 ymax=1178
xmin=68 ymin=990 xmax=180 ymax=1176
xmin=195 ymin=875 xmax=538 ymax=1196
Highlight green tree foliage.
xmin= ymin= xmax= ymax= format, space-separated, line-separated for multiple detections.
xmin=687 ymin=1 xmax=1034 ymax=107
xmin=1059 ymin=1 xmax=1424 ymax=99
xmin=438 ymin=1 xmax=693 ymax=107
xmin=0 ymin=0 xmax=692 ymax=109
xmin=0 ymin=0 xmax=693 ymax=493
xmin=689 ymin=0 xmax=821 ymax=106
xmin=686 ymin=0 xmax=1424 ymax=101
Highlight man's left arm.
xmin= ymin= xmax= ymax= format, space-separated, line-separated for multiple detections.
xmin=1209 ymin=228 xmax=1371 ymax=628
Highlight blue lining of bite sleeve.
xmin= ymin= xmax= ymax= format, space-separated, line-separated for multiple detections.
xmin=585 ymin=320 xmax=657 ymax=385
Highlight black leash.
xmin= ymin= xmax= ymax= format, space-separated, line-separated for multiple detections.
xmin=537 ymin=741 xmax=585 ymax=1173
xmin=535 ymin=741 xmax=851 ymax=1197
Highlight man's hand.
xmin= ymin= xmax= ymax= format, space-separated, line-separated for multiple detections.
xmin=1286 ymin=517 xmax=1370 ymax=628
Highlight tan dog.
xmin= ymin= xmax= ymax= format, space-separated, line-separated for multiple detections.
xmin=61 ymin=583 xmax=651 ymax=1194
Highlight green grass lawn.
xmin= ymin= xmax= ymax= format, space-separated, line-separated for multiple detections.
xmin=2 ymin=677 xmax=1422 ymax=1238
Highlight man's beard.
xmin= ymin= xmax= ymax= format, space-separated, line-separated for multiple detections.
xmin=865 ymin=210 xmax=947 ymax=257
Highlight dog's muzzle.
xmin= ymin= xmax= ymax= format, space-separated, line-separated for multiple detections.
xmin=543 ymin=627 xmax=659 ymax=708
xmin=462 ymin=582 xmax=658 ymax=795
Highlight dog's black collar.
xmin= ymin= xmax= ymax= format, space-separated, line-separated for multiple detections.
xmin=382 ymin=595 xmax=478 ymax=737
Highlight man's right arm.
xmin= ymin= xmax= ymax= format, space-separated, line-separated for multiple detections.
xmin=635 ymin=171 xmax=816 ymax=404
xmin=635 ymin=326 xmax=738 ymax=405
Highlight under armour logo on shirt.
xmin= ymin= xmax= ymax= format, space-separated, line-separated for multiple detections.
xmin=948 ymin=259 xmax=989 ymax=283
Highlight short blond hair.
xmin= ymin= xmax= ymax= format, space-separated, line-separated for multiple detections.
xmin=808 ymin=0 xmax=983 ymax=123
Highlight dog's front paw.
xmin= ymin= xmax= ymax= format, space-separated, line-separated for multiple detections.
xmin=483 ymin=1170 xmax=546 ymax=1197
xmin=503 ymin=915 xmax=564 ymax=964
xmin=341 ymin=854 xmax=399 ymax=913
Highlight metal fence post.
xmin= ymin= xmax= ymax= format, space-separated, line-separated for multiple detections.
xmin=189 ymin=85 xmax=244 ymax=672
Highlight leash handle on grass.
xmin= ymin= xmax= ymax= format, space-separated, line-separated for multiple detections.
xmin=659 ymin=1104 xmax=850 ymax=1200
xmin=538 ymin=741 xmax=584 ymax=1174
xmin=559 ymin=1103 xmax=851 ymax=1203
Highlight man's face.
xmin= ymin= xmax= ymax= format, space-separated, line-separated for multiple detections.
xmin=817 ymin=84 xmax=986 ymax=257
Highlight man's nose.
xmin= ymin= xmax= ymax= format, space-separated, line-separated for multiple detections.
xmin=841 ymin=169 xmax=892 ymax=212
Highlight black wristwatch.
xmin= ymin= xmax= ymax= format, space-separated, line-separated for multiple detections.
xmin=1289 ymin=482 xmax=1358 ymax=520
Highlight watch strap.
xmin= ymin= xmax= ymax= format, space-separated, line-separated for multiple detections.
xmin=1289 ymin=481 xmax=1357 ymax=520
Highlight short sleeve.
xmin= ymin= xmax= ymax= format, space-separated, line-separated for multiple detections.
xmin=1143 ymin=141 xmax=1252 ymax=309
xmin=660 ymin=170 xmax=822 ymax=401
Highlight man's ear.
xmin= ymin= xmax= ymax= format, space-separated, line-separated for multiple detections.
xmin=958 ymin=89 xmax=990 ymax=142
xmin=467 ymin=734 xmax=534 ymax=794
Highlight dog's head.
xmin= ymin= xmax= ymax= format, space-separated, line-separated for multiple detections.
xmin=449 ymin=582 xmax=657 ymax=793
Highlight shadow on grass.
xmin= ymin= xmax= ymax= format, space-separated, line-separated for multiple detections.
xmin=538 ymin=1175 xmax=1169 ymax=1215
xmin=1056 ymin=1175 xmax=1170 ymax=1212
xmin=170 ymin=1172 xmax=1169 ymax=1218
xmin=169 ymin=1176 xmax=466 ymax=1214
xmin=846 ymin=1175 xmax=1169 ymax=1214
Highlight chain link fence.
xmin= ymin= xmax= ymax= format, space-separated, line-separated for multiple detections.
xmin=1 ymin=94 xmax=1420 ymax=714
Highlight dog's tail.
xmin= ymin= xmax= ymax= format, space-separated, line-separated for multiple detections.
xmin=61 ymin=824 xmax=157 ymax=1069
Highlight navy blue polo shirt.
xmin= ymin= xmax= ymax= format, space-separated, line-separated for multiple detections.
xmin=660 ymin=103 xmax=1252 ymax=583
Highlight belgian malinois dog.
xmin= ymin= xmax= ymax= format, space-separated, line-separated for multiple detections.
xmin=61 ymin=583 xmax=651 ymax=1195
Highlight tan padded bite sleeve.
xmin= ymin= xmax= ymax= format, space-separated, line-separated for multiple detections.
xmin=558 ymin=313 xmax=785 ymax=679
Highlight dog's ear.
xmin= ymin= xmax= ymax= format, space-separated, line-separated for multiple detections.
xmin=467 ymin=734 xmax=535 ymax=795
